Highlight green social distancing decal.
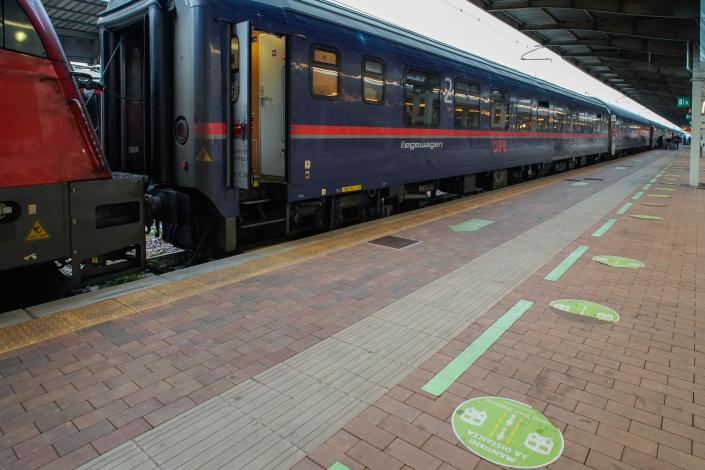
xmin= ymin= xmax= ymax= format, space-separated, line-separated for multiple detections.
xmin=592 ymin=255 xmax=644 ymax=269
xmin=450 ymin=219 xmax=495 ymax=232
xmin=654 ymin=187 xmax=675 ymax=191
xmin=648 ymin=194 xmax=671 ymax=199
xmin=642 ymin=203 xmax=668 ymax=207
xmin=630 ymin=214 xmax=663 ymax=220
xmin=549 ymin=299 xmax=620 ymax=322
xmin=452 ymin=397 xmax=564 ymax=468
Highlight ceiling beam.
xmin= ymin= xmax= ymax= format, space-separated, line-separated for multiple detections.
xmin=543 ymin=38 xmax=685 ymax=56
xmin=521 ymin=17 xmax=697 ymax=41
xmin=483 ymin=0 xmax=697 ymax=19
xmin=563 ymin=50 xmax=685 ymax=68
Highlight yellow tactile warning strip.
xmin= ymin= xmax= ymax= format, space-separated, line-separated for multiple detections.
xmin=0 ymin=155 xmax=653 ymax=355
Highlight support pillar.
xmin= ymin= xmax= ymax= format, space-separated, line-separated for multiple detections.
xmin=690 ymin=0 xmax=705 ymax=187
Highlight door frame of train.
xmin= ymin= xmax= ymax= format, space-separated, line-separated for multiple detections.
xmin=229 ymin=21 xmax=252 ymax=189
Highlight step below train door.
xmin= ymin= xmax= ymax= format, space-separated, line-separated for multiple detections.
xmin=230 ymin=21 xmax=251 ymax=189
xmin=254 ymin=31 xmax=286 ymax=180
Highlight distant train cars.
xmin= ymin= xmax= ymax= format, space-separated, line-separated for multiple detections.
xmin=0 ymin=0 xmax=680 ymax=287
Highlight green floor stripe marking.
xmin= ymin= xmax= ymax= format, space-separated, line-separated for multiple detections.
xmin=616 ymin=202 xmax=632 ymax=215
xmin=570 ymin=181 xmax=589 ymax=186
xmin=421 ymin=299 xmax=534 ymax=396
xmin=329 ymin=462 xmax=351 ymax=470
xmin=642 ymin=183 xmax=652 ymax=190
xmin=450 ymin=219 xmax=495 ymax=232
xmin=632 ymin=191 xmax=644 ymax=200
xmin=592 ymin=219 xmax=617 ymax=238
xmin=545 ymin=245 xmax=589 ymax=282
xmin=650 ymin=178 xmax=657 ymax=183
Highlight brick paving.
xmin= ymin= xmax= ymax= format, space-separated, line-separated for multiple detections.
xmin=296 ymin=152 xmax=705 ymax=470
xmin=0 ymin=150 xmax=699 ymax=469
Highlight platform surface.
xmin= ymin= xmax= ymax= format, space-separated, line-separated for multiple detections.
xmin=1 ymin=149 xmax=704 ymax=470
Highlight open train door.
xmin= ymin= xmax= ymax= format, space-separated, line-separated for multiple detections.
xmin=230 ymin=21 xmax=251 ymax=189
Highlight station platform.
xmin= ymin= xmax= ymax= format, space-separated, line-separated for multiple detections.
xmin=0 ymin=149 xmax=703 ymax=470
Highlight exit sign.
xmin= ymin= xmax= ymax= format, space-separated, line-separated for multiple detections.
xmin=677 ymin=96 xmax=691 ymax=108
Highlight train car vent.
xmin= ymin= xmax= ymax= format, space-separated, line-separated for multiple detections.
xmin=368 ymin=236 xmax=419 ymax=249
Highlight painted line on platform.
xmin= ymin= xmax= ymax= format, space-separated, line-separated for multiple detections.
xmin=616 ymin=202 xmax=632 ymax=215
xmin=632 ymin=191 xmax=644 ymax=200
xmin=421 ymin=299 xmax=534 ymax=396
xmin=643 ymin=183 xmax=652 ymax=190
xmin=545 ymin=245 xmax=589 ymax=282
xmin=592 ymin=219 xmax=617 ymax=238
xmin=650 ymin=178 xmax=657 ymax=183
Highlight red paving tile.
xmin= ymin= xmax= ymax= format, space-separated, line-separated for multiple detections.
xmin=0 ymin=151 xmax=702 ymax=468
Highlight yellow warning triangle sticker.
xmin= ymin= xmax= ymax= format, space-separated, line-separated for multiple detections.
xmin=196 ymin=147 xmax=213 ymax=162
xmin=25 ymin=220 xmax=50 ymax=242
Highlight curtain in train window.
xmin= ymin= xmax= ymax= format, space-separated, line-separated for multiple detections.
xmin=3 ymin=0 xmax=46 ymax=57
xmin=490 ymin=88 xmax=509 ymax=130
xmin=454 ymin=80 xmax=481 ymax=129
xmin=404 ymin=69 xmax=440 ymax=127
xmin=311 ymin=47 xmax=339 ymax=98
xmin=537 ymin=100 xmax=550 ymax=132
xmin=363 ymin=58 xmax=385 ymax=104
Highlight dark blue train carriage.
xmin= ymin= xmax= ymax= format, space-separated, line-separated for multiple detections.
xmin=98 ymin=0 xmax=665 ymax=254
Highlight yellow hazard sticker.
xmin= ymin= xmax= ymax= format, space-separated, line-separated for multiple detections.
xmin=196 ymin=147 xmax=213 ymax=162
xmin=25 ymin=220 xmax=50 ymax=242
xmin=341 ymin=185 xmax=362 ymax=193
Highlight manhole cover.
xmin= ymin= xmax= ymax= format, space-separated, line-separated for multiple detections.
xmin=369 ymin=236 xmax=419 ymax=249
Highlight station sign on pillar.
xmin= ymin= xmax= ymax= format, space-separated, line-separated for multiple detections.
xmin=690 ymin=0 xmax=705 ymax=188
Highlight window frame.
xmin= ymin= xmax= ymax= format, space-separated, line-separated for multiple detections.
xmin=361 ymin=55 xmax=385 ymax=105
xmin=309 ymin=44 xmax=341 ymax=101
xmin=453 ymin=78 xmax=482 ymax=130
xmin=402 ymin=66 xmax=441 ymax=128
xmin=515 ymin=95 xmax=534 ymax=132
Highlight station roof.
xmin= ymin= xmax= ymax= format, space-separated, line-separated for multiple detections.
xmin=470 ymin=0 xmax=698 ymax=126
xmin=43 ymin=0 xmax=107 ymax=63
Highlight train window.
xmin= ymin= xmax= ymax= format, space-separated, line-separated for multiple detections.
xmin=553 ymin=105 xmax=566 ymax=133
xmin=537 ymin=100 xmax=550 ymax=132
xmin=2 ymin=0 xmax=46 ymax=57
xmin=516 ymin=96 xmax=533 ymax=132
xmin=230 ymin=37 xmax=239 ymax=103
xmin=404 ymin=68 xmax=440 ymax=127
xmin=311 ymin=46 xmax=339 ymax=99
xmin=454 ymin=79 xmax=481 ymax=129
xmin=490 ymin=88 xmax=509 ymax=130
xmin=362 ymin=58 xmax=385 ymax=104
xmin=585 ymin=113 xmax=594 ymax=134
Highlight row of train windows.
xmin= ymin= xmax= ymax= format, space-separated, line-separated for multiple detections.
xmin=311 ymin=46 xmax=606 ymax=133
xmin=0 ymin=0 xmax=47 ymax=57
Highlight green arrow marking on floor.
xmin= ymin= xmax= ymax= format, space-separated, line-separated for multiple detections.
xmin=328 ymin=462 xmax=351 ymax=470
xmin=631 ymin=214 xmax=663 ymax=220
xmin=642 ymin=183 xmax=652 ymax=190
xmin=549 ymin=299 xmax=620 ymax=322
xmin=545 ymin=245 xmax=589 ymax=282
xmin=450 ymin=219 xmax=495 ymax=232
xmin=452 ymin=397 xmax=564 ymax=468
xmin=592 ymin=219 xmax=617 ymax=237
xmin=616 ymin=203 xmax=632 ymax=215
xmin=422 ymin=300 xmax=534 ymax=396
xmin=654 ymin=187 xmax=675 ymax=192
xmin=648 ymin=194 xmax=671 ymax=199
xmin=632 ymin=191 xmax=644 ymax=200
xmin=592 ymin=255 xmax=645 ymax=269
xmin=570 ymin=181 xmax=589 ymax=186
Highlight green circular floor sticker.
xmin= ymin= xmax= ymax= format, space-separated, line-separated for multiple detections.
xmin=452 ymin=397 xmax=563 ymax=468
xmin=592 ymin=255 xmax=644 ymax=269
xmin=549 ymin=299 xmax=619 ymax=322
